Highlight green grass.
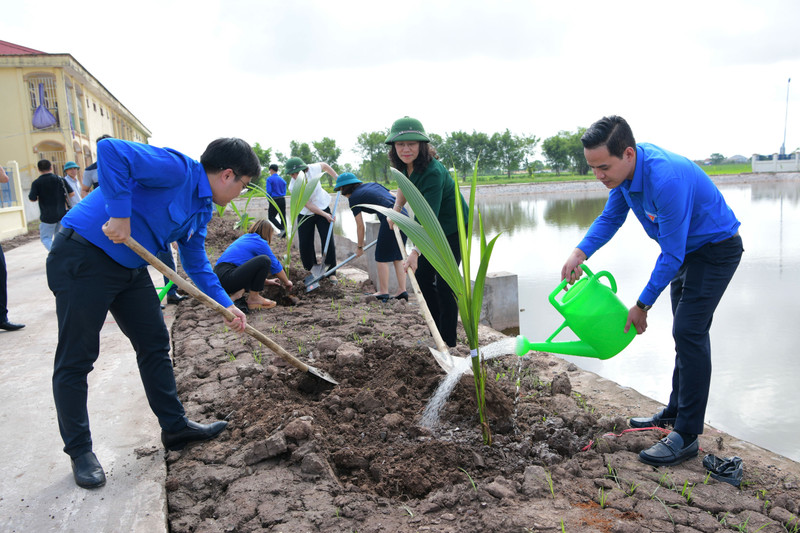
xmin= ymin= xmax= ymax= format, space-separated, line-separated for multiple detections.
xmin=317 ymin=171 xmax=596 ymax=192
xmin=702 ymin=163 xmax=752 ymax=175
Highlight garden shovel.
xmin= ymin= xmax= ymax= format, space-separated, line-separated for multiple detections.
xmin=305 ymin=239 xmax=377 ymax=292
xmin=125 ymin=236 xmax=338 ymax=389
xmin=392 ymin=227 xmax=465 ymax=374
xmin=310 ymin=191 xmax=341 ymax=280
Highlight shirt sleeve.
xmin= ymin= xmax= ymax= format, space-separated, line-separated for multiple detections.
xmin=28 ymin=180 xmax=38 ymax=201
xmin=81 ymin=169 xmax=95 ymax=187
xmin=577 ymin=188 xmax=629 ymax=258
xmin=638 ymin=177 xmax=693 ymax=305
xmin=98 ymin=140 xmax=190 ymax=219
xmin=265 ymin=245 xmax=284 ymax=275
xmin=247 ymin=236 xmax=283 ymax=275
xmin=416 ymin=166 xmax=445 ymax=218
xmin=177 ymin=228 xmax=234 ymax=307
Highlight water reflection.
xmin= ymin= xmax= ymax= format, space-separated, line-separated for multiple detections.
xmin=542 ymin=197 xmax=607 ymax=229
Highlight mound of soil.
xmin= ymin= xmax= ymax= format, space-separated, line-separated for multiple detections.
xmin=164 ymin=214 xmax=800 ymax=533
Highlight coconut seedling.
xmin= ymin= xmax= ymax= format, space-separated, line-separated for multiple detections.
xmin=362 ymin=161 xmax=500 ymax=445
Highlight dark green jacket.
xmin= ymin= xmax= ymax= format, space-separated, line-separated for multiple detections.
xmin=404 ymin=158 xmax=467 ymax=236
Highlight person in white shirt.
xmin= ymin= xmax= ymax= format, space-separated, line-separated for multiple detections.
xmin=63 ymin=161 xmax=82 ymax=207
xmin=285 ymin=157 xmax=338 ymax=271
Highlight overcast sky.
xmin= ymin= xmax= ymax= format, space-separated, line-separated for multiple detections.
xmin=2 ymin=0 xmax=798 ymax=166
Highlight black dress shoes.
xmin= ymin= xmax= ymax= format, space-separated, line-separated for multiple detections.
xmin=166 ymin=293 xmax=187 ymax=305
xmin=639 ymin=431 xmax=699 ymax=467
xmin=71 ymin=451 xmax=106 ymax=489
xmin=161 ymin=420 xmax=228 ymax=451
xmin=394 ymin=291 xmax=409 ymax=301
xmin=629 ymin=409 xmax=677 ymax=429
xmin=0 ymin=320 xmax=25 ymax=331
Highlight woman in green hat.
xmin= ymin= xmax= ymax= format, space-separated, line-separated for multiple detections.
xmin=334 ymin=172 xmax=408 ymax=301
xmin=386 ymin=117 xmax=467 ymax=347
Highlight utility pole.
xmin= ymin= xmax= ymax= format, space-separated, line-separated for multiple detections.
xmin=780 ymin=78 xmax=791 ymax=156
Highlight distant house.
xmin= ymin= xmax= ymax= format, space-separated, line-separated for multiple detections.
xmin=0 ymin=39 xmax=151 ymax=238
xmin=725 ymin=155 xmax=748 ymax=164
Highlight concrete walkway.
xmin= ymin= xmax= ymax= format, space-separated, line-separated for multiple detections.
xmin=1 ymin=240 xmax=171 ymax=532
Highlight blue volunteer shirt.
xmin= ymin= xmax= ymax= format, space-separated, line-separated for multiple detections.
xmin=216 ymin=233 xmax=284 ymax=274
xmin=577 ymin=143 xmax=740 ymax=306
xmin=61 ymin=138 xmax=233 ymax=307
xmin=266 ymin=173 xmax=287 ymax=197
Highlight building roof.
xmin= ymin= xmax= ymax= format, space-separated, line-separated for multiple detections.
xmin=0 ymin=40 xmax=45 ymax=55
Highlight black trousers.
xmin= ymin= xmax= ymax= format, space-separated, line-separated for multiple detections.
xmin=416 ymin=231 xmax=461 ymax=348
xmin=268 ymin=196 xmax=286 ymax=232
xmin=297 ymin=209 xmax=336 ymax=271
xmin=666 ymin=234 xmax=743 ymax=435
xmin=47 ymin=230 xmax=187 ymax=458
xmin=214 ymin=256 xmax=271 ymax=293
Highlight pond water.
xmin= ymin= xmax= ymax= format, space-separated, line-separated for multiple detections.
xmin=336 ymin=178 xmax=800 ymax=463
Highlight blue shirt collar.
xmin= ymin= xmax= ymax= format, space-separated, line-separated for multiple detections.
xmin=198 ymin=167 xmax=212 ymax=202
xmin=630 ymin=145 xmax=645 ymax=193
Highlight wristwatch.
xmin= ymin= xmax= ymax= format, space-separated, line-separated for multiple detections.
xmin=636 ymin=299 xmax=652 ymax=312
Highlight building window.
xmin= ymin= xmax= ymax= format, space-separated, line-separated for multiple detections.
xmin=76 ymin=87 xmax=86 ymax=134
xmin=26 ymin=75 xmax=60 ymax=130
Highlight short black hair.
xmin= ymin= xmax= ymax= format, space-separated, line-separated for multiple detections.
xmin=37 ymin=159 xmax=52 ymax=172
xmin=96 ymin=134 xmax=113 ymax=143
xmin=200 ymin=138 xmax=261 ymax=180
xmin=268 ymin=164 xmax=279 ymax=172
xmin=339 ymin=183 xmax=360 ymax=196
xmin=581 ymin=116 xmax=636 ymax=158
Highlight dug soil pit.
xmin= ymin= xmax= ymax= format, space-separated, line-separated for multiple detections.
xmin=163 ymin=214 xmax=800 ymax=533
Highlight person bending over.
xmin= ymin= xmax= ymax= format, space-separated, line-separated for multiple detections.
xmin=46 ymin=137 xmax=258 ymax=489
xmin=334 ymin=172 xmax=408 ymax=302
xmin=214 ymin=218 xmax=293 ymax=311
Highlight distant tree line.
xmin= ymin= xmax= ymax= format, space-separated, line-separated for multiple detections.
xmin=251 ymin=126 xmax=605 ymax=187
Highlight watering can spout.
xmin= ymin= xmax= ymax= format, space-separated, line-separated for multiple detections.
xmin=516 ymin=335 xmax=613 ymax=359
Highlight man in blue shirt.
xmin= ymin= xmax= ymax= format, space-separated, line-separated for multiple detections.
xmin=561 ymin=116 xmax=743 ymax=467
xmin=265 ymin=163 xmax=287 ymax=236
xmin=46 ymin=137 xmax=260 ymax=489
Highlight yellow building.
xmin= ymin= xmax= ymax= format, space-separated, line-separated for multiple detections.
xmin=0 ymin=39 xmax=151 ymax=239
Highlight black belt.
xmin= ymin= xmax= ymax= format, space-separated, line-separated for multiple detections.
xmin=713 ymin=231 xmax=740 ymax=244
xmin=59 ymin=228 xmax=94 ymax=247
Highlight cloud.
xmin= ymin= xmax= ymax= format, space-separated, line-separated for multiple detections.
xmin=223 ymin=1 xmax=569 ymax=75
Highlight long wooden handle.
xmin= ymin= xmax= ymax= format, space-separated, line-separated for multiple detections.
xmin=125 ymin=236 xmax=310 ymax=373
xmin=392 ymin=227 xmax=450 ymax=355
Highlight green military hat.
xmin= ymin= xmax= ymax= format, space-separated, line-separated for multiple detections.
xmin=385 ymin=116 xmax=431 ymax=144
xmin=284 ymin=157 xmax=308 ymax=175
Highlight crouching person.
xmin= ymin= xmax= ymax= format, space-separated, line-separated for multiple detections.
xmin=214 ymin=218 xmax=293 ymax=312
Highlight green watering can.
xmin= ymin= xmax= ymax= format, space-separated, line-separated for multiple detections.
xmin=516 ymin=265 xmax=636 ymax=360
